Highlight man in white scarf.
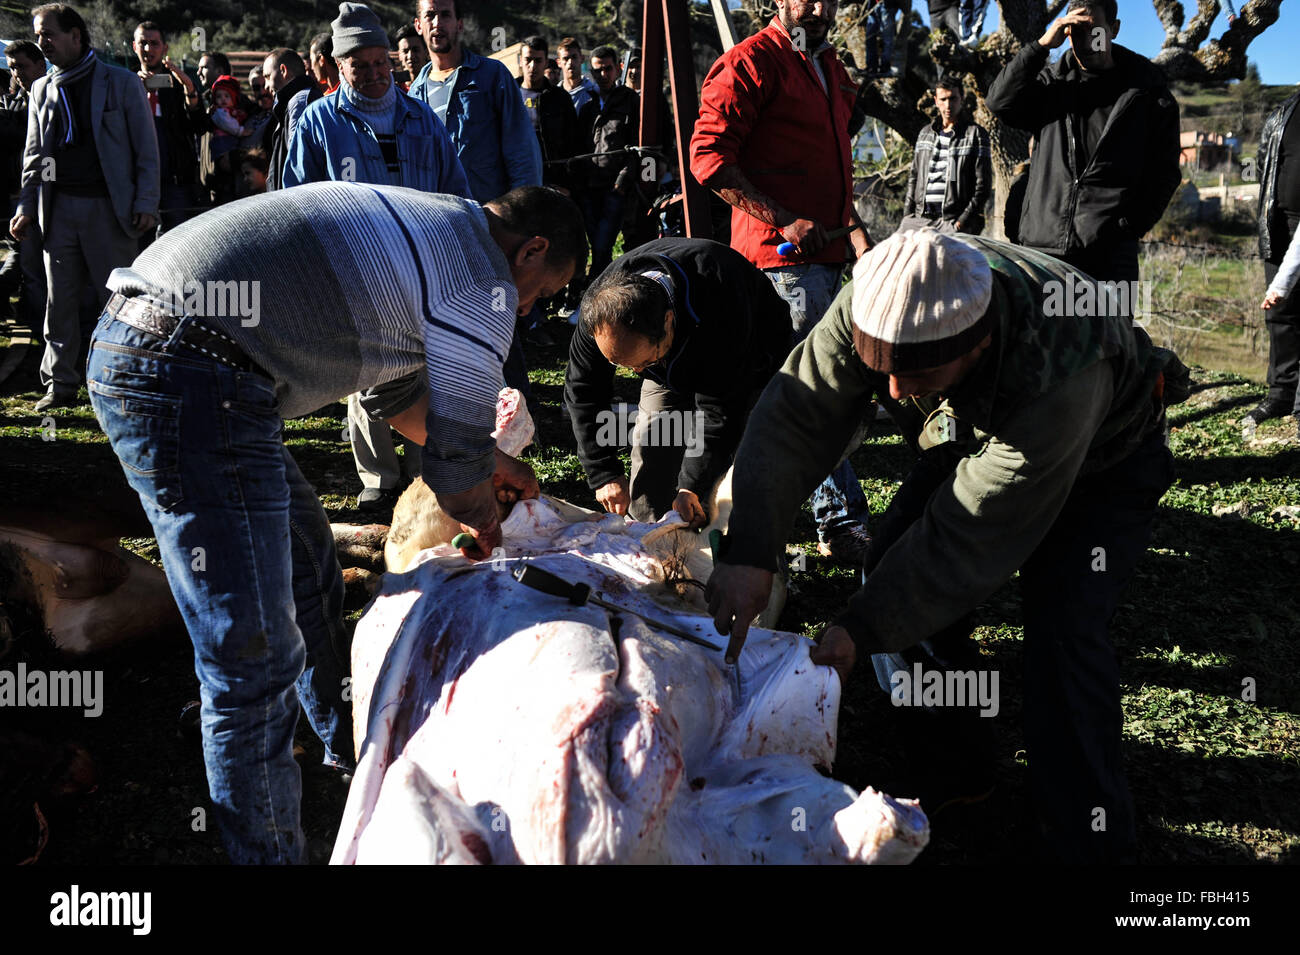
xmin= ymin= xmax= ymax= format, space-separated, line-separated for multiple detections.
xmin=10 ymin=3 xmax=159 ymax=412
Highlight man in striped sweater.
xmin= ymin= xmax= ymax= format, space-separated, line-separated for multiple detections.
xmin=87 ymin=182 xmax=586 ymax=864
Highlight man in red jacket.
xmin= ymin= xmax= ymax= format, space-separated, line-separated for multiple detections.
xmin=690 ymin=0 xmax=874 ymax=563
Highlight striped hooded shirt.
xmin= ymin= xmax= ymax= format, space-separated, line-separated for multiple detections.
xmin=106 ymin=181 xmax=517 ymax=494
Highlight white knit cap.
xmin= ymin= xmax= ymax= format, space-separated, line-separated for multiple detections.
xmin=850 ymin=229 xmax=993 ymax=373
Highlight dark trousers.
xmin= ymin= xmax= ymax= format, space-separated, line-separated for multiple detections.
xmin=580 ymin=187 xmax=628 ymax=284
xmin=502 ymin=323 xmax=531 ymax=399
xmin=626 ymin=376 xmax=702 ymax=519
xmin=865 ymin=425 xmax=1174 ymax=863
xmin=1020 ymin=427 xmax=1173 ymax=863
xmin=1263 ymin=214 xmax=1300 ymax=412
xmin=1059 ymin=237 xmax=1140 ymax=284
xmin=928 ymin=0 xmax=961 ymax=36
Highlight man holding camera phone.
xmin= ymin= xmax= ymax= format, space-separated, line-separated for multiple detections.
xmin=132 ymin=19 xmax=206 ymax=236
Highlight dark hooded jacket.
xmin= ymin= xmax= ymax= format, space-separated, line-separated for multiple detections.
xmin=986 ymin=41 xmax=1181 ymax=255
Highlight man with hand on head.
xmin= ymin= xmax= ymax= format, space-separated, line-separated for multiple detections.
xmin=565 ymin=238 xmax=792 ymax=526
xmin=707 ymin=229 xmax=1180 ymax=863
xmin=88 ymin=182 xmax=586 ymax=864
xmin=986 ymin=0 xmax=1180 ymax=283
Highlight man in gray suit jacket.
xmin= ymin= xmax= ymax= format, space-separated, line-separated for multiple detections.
xmin=10 ymin=3 xmax=159 ymax=411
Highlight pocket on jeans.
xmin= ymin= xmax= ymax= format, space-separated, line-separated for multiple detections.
xmin=88 ymin=380 xmax=184 ymax=509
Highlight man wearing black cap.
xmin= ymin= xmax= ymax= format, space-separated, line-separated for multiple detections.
xmin=986 ymin=0 xmax=1180 ymax=283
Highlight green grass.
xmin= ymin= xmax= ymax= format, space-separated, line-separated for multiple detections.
xmin=1 ymin=319 xmax=1295 ymax=865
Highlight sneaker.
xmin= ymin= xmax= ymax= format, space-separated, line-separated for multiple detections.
xmin=1243 ymin=399 xmax=1292 ymax=426
xmin=34 ymin=390 xmax=77 ymax=412
xmin=556 ymin=305 xmax=576 ymax=320
xmin=357 ymin=487 xmax=399 ymax=513
xmin=816 ymin=523 xmax=872 ymax=566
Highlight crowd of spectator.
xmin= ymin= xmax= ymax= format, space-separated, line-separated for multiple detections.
xmin=1 ymin=2 xmax=668 ymax=501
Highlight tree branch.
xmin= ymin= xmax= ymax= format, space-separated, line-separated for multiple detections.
xmin=1153 ymin=0 xmax=1284 ymax=80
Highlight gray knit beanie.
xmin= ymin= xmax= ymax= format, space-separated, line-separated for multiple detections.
xmin=332 ymin=2 xmax=390 ymax=59
xmin=850 ymin=229 xmax=993 ymax=373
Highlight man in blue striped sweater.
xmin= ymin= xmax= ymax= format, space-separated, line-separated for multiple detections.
xmin=86 ymin=182 xmax=586 ymax=864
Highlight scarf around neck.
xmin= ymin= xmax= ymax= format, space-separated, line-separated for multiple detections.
xmin=50 ymin=49 xmax=96 ymax=147
xmin=341 ymin=78 xmax=397 ymax=135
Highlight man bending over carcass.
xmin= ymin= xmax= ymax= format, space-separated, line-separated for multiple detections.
xmin=87 ymin=183 xmax=586 ymax=864
xmin=564 ymin=238 xmax=792 ymax=527
xmin=707 ymin=229 xmax=1183 ymax=864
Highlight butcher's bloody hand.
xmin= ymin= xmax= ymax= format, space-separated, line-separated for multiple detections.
xmin=493 ymin=449 xmax=539 ymax=502
xmin=596 ymin=477 xmax=631 ymax=515
xmin=436 ymin=478 xmax=501 ymax=561
xmin=706 ymin=563 xmax=773 ymax=665
xmin=778 ymin=217 xmax=829 ymax=256
xmin=809 ymin=625 xmax=857 ymax=686
xmin=672 ymin=489 xmax=707 ymax=529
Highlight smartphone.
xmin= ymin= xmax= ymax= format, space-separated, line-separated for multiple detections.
xmin=144 ymin=73 xmax=173 ymax=90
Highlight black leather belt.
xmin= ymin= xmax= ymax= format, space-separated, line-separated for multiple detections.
xmin=106 ymin=292 xmax=269 ymax=378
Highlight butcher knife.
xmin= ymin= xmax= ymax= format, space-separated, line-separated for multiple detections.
xmin=776 ymin=222 xmax=863 ymax=257
xmin=512 ymin=563 xmax=719 ymax=651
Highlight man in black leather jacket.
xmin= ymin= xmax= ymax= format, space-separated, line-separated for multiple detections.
xmin=1248 ymin=88 xmax=1300 ymax=428
xmin=518 ymin=36 xmax=581 ymax=195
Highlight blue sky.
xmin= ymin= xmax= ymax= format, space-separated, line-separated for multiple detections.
xmin=957 ymin=3 xmax=1299 ymax=85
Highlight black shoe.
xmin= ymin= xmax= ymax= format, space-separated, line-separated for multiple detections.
xmin=1243 ymin=399 xmax=1292 ymax=426
xmin=357 ymin=487 xmax=399 ymax=513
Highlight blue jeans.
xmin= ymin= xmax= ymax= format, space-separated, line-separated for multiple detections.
xmin=87 ymin=310 xmax=354 ymax=864
xmin=863 ymin=6 xmax=896 ymax=72
xmin=764 ymin=263 xmax=870 ymax=542
xmin=960 ymin=0 xmax=990 ymax=44
xmin=580 ymin=187 xmax=628 ymax=282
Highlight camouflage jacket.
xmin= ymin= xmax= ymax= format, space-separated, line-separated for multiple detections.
xmin=722 ymin=236 xmax=1169 ymax=652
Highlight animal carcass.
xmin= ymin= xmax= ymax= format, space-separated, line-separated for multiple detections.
xmin=0 ymin=512 xmax=182 ymax=657
xmin=333 ymin=498 xmax=929 ymax=865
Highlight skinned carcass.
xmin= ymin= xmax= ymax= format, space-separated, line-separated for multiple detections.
xmin=0 ymin=513 xmax=183 ymax=657
xmin=333 ymin=498 xmax=928 ymax=865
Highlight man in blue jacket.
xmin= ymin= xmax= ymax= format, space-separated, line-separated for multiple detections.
xmin=408 ymin=0 xmax=542 ymax=203
xmin=284 ymin=2 xmax=471 ymax=513
xmin=408 ymin=0 xmax=545 ymax=404
xmin=284 ymin=4 xmax=468 ymax=196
